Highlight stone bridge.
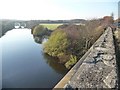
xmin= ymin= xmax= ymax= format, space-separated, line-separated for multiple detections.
xmin=54 ymin=27 xmax=118 ymax=89
xmin=14 ymin=22 xmax=26 ymax=29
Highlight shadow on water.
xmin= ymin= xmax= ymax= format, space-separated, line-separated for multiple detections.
xmin=1 ymin=28 xmax=68 ymax=88
xmin=32 ymin=34 xmax=69 ymax=74
xmin=32 ymin=35 xmax=69 ymax=74
xmin=43 ymin=53 xmax=69 ymax=74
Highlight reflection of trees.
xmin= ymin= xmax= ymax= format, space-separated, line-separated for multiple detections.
xmin=32 ymin=35 xmax=50 ymax=44
xmin=31 ymin=25 xmax=52 ymax=44
xmin=31 ymin=31 xmax=68 ymax=74
xmin=43 ymin=53 xmax=68 ymax=75
xmin=32 ymin=35 xmax=43 ymax=44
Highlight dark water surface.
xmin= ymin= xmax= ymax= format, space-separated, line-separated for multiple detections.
xmin=1 ymin=29 xmax=68 ymax=88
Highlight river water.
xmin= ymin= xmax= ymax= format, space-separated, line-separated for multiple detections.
xmin=1 ymin=29 xmax=68 ymax=88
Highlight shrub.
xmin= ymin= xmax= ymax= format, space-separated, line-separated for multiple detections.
xmin=65 ymin=55 xmax=77 ymax=69
xmin=43 ymin=30 xmax=70 ymax=57
xmin=43 ymin=19 xmax=104 ymax=69
xmin=31 ymin=25 xmax=53 ymax=43
xmin=32 ymin=25 xmax=46 ymax=36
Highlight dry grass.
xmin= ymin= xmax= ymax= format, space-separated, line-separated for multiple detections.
xmin=115 ymin=28 xmax=120 ymax=40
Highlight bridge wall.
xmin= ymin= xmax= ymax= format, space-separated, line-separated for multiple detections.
xmin=54 ymin=27 xmax=118 ymax=89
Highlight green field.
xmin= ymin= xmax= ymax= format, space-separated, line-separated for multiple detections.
xmin=40 ymin=24 xmax=62 ymax=30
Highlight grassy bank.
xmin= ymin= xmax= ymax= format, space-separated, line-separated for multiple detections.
xmin=40 ymin=24 xmax=62 ymax=30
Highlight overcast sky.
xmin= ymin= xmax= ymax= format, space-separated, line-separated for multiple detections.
xmin=0 ymin=0 xmax=119 ymax=20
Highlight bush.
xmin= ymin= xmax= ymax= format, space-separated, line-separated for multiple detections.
xmin=65 ymin=55 xmax=77 ymax=69
xmin=43 ymin=25 xmax=87 ymax=68
xmin=43 ymin=30 xmax=70 ymax=57
xmin=43 ymin=19 xmax=104 ymax=69
xmin=31 ymin=25 xmax=53 ymax=43
xmin=32 ymin=25 xmax=46 ymax=36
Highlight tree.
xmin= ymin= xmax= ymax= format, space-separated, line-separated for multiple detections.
xmin=32 ymin=25 xmax=45 ymax=36
xmin=103 ymin=16 xmax=114 ymax=25
xmin=111 ymin=12 xmax=114 ymax=20
xmin=43 ymin=30 xmax=70 ymax=58
xmin=43 ymin=20 xmax=104 ymax=69
xmin=31 ymin=25 xmax=52 ymax=43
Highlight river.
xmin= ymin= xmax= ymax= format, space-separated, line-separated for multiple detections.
xmin=1 ymin=29 xmax=68 ymax=88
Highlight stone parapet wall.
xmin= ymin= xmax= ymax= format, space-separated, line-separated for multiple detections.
xmin=54 ymin=27 xmax=118 ymax=89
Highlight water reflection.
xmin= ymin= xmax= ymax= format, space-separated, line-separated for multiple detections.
xmin=32 ymin=35 xmax=43 ymax=44
xmin=32 ymin=35 xmax=49 ymax=44
xmin=43 ymin=53 xmax=68 ymax=74
xmin=31 ymin=27 xmax=52 ymax=44
xmin=2 ymin=29 xmax=68 ymax=88
xmin=31 ymin=30 xmax=68 ymax=74
xmin=31 ymin=33 xmax=68 ymax=74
